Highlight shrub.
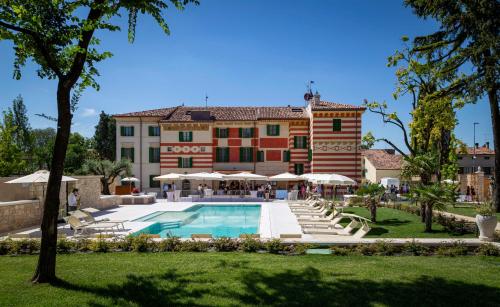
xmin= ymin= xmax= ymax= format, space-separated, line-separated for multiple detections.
xmin=330 ymin=246 xmax=351 ymax=256
xmin=475 ymin=244 xmax=500 ymax=256
xmin=286 ymin=243 xmax=312 ymax=255
xmin=179 ymin=240 xmax=210 ymax=252
xmin=75 ymin=238 xmax=92 ymax=252
xmin=132 ymin=234 xmax=153 ymax=252
xmin=57 ymin=238 xmax=74 ymax=254
xmin=211 ymin=237 xmax=239 ymax=252
xmin=158 ymin=237 xmax=182 ymax=252
xmin=436 ymin=214 xmax=476 ymax=235
xmin=115 ymin=236 xmax=134 ymax=251
xmin=239 ymin=236 xmax=263 ymax=253
xmin=11 ymin=239 xmax=40 ymax=255
xmin=354 ymin=244 xmax=377 ymax=256
xmin=265 ymin=239 xmax=285 ymax=254
xmin=402 ymin=240 xmax=429 ymax=256
xmin=373 ymin=241 xmax=399 ymax=256
xmin=436 ymin=241 xmax=468 ymax=257
xmin=0 ymin=239 xmax=12 ymax=255
xmin=90 ymin=237 xmax=109 ymax=253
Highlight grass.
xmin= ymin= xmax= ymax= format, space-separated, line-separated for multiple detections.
xmin=342 ymin=207 xmax=475 ymax=238
xmin=0 ymin=253 xmax=499 ymax=306
xmin=443 ymin=205 xmax=500 ymax=219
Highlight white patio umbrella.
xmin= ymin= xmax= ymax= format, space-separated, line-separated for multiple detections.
xmin=153 ymin=173 xmax=185 ymax=181
xmin=223 ymin=172 xmax=268 ymax=181
xmin=268 ymin=172 xmax=304 ymax=181
xmin=442 ymin=179 xmax=459 ymax=185
xmin=6 ymin=170 xmax=78 ymax=199
xmin=121 ymin=177 xmax=140 ymax=191
xmin=302 ymin=173 xmax=355 ymax=185
xmin=183 ymin=172 xmax=225 ymax=181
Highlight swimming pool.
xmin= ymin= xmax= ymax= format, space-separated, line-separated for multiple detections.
xmin=134 ymin=204 xmax=261 ymax=238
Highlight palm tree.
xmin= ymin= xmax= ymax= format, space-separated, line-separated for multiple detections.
xmin=356 ymin=183 xmax=386 ymax=222
xmin=411 ymin=183 xmax=458 ymax=232
xmin=81 ymin=159 xmax=131 ymax=195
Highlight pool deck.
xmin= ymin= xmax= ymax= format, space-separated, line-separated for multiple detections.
xmin=5 ymin=199 xmax=494 ymax=246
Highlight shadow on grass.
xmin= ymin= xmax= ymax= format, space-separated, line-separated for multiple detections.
xmin=375 ymin=218 xmax=412 ymax=226
xmin=51 ymin=265 xmax=500 ymax=306
xmin=366 ymin=227 xmax=389 ymax=236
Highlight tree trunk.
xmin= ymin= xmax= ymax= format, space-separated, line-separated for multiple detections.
xmin=487 ymin=87 xmax=500 ymax=212
xmin=369 ymin=199 xmax=377 ymax=223
xmin=424 ymin=203 xmax=433 ymax=232
xmin=32 ymin=82 xmax=72 ymax=283
xmin=420 ymin=203 xmax=426 ymax=222
xmin=102 ymin=177 xmax=110 ymax=195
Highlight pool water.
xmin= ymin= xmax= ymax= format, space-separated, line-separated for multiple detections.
xmin=134 ymin=205 xmax=261 ymax=238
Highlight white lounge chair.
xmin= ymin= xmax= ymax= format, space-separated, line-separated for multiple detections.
xmin=302 ymin=214 xmax=371 ymax=238
xmin=299 ymin=214 xmax=344 ymax=228
xmin=67 ymin=216 xmax=120 ymax=236
xmin=77 ymin=210 xmax=126 ymax=229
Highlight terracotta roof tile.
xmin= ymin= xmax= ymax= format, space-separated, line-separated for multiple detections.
xmin=311 ymin=100 xmax=366 ymax=111
xmin=363 ymin=149 xmax=403 ymax=170
xmin=114 ymin=107 xmax=178 ymax=118
xmin=459 ymin=146 xmax=495 ymax=155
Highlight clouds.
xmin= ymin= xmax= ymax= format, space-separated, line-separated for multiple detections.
xmin=81 ymin=108 xmax=97 ymax=117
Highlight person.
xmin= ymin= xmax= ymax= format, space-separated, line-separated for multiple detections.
xmin=471 ymin=186 xmax=476 ymax=202
xmin=198 ymin=184 xmax=203 ymax=198
xmin=466 ymin=186 xmax=471 ymax=202
xmin=68 ymin=188 xmax=79 ymax=212
xmin=300 ymin=184 xmax=306 ymax=199
xmin=162 ymin=183 xmax=168 ymax=199
xmin=264 ymin=183 xmax=270 ymax=201
xmin=171 ymin=182 xmax=176 ymax=191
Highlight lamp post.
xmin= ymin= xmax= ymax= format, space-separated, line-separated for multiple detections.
xmin=473 ymin=122 xmax=479 ymax=173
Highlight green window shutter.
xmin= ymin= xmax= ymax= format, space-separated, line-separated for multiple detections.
xmin=149 ymin=148 xmax=153 ymax=163
xmin=130 ymin=127 xmax=134 ymax=136
xmin=333 ymin=118 xmax=342 ymax=132
xmin=308 ymin=149 xmax=312 ymax=161
xmin=239 ymin=128 xmax=243 ymax=138
xmin=276 ymin=125 xmax=280 ymax=136
xmin=148 ymin=126 xmax=152 ymax=136
xmin=179 ymin=131 xmax=183 ymax=142
xmin=225 ymin=147 xmax=229 ymax=162
xmin=189 ymin=157 xmax=193 ymax=168
xmin=215 ymin=147 xmax=220 ymax=162
xmin=120 ymin=127 xmax=124 ymax=136
xmin=120 ymin=148 xmax=125 ymax=159
xmin=130 ymin=148 xmax=135 ymax=163
xmin=239 ymin=147 xmax=244 ymax=162
xmin=294 ymin=136 xmax=298 ymax=148
xmin=249 ymin=148 xmax=254 ymax=162
xmin=178 ymin=157 xmax=182 ymax=168
xmin=250 ymin=128 xmax=255 ymax=137
xmin=215 ymin=128 xmax=220 ymax=138
xmin=189 ymin=131 xmax=193 ymax=141
xmin=266 ymin=125 xmax=270 ymax=136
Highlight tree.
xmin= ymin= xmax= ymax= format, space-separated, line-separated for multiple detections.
xmin=10 ymin=95 xmax=32 ymax=153
xmin=404 ymin=0 xmax=500 ymax=212
xmin=411 ymin=182 xmax=458 ymax=232
xmin=31 ymin=128 xmax=56 ymax=171
xmin=0 ymin=110 xmax=26 ymax=176
xmin=0 ymin=0 xmax=199 ymax=283
xmin=82 ymin=159 xmax=131 ymax=195
xmin=93 ymin=111 xmax=116 ymax=160
xmin=65 ymin=133 xmax=91 ymax=174
xmin=356 ymin=183 xmax=386 ymax=222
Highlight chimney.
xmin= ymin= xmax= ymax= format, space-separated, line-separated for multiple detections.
xmin=384 ymin=149 xmax=395 ymax=155
xmin=313 ymin=91 xmax=321 ymax=103
xmin=485 ymin=142 xmax=490 ymax=149
xmin=475 ymin=143 xmax=479 ymax=149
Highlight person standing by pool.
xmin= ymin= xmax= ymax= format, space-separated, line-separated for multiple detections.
xmin=67 ymin=188 xmax=79 ymax=212
xmin=162 ymin=183 xmax=168 ymax=199
xmin=198 ymin=184 xmax=203 ymax=198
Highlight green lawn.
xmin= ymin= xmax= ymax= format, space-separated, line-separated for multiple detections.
xmin=342 ymin=207 xmax=475 ymax=238
xmin=0 ymin=253 xmax=499 ymax=306
xmin=443 ymin=205 xmax=500 ymax=219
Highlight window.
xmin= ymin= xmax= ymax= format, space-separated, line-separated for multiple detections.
xmin=179 ymin=131 xmax=193 ymax=142
xmin=283 ymin=150 xmax=290 ymax=162
xmin=294 ymin=163 xmax=304 ymax=175
xmin=215 ymin=128 xmax=229 ymax=138
xmin=332 ymin=118 xmax=342 ymax=132
xmin=458 ymin=167 xmax=464 ymax=174
xmin=484 ymin=167 xmax=492 ymax=175
xmin=215 ymin=147 xmax=230 ymax=162
xmin=266 ymin=125 xmax=280 ymax=136
xmin=484 ymin=156 xmax=490 ymax=160
xmin=200 ymin=147 xmax=206 ymax=152
xmin=177 ymin=157 xmax=193 ymax=168
xmin=120 ymin=126 xmax=134 ymax=136
xmin=257 ymin=150 xmax=264 ymax=162
xmin=121 ymin=147 xmax=134 ymax=162
xmin=150 ymin=175 xmax=160 ymax=188
xmin=149 ymin=147 xmax=160 ymax=163
xmin=239 ymin=128 xmax=254 ymax=138
xmin=240 ymin=147 xmax=253 ymax=162
xmin=294 ymin=136 xmax=307 ymax=149
xmin=167 ymin=147 xmax=172 ymax=152
xmin=148 ymin=126 xmax=160 ymax=137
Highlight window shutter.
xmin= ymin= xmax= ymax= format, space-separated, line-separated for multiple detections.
xmin=239 ymin=147 xmax=244 ymax=162
xmin=178 ymin=157 xmax=182 ymax=168
xmin=149 ymin=148 xmax=153 ymax=162
xmin=120 ymin=148 xmax=125 ymax=159
xmin=120 ymin=126 xmax=125 ymax=136
xmin=179 ymin=131 xmax=183 ymax=142
xmin=130 ymin=127 xmax=134 ymax=136
xmin=333 ymin=119 xmax=342 ymax=132
xmin=130 ymin=148 xmax=135 ymax=163
xmin=225 ymin=147 xmax=229 ymax=162
xmin=250 ymin=128 xmax=255 ymax=137
xmin=308 ymin=149 xmax=312 ymax=161
xmin=294 ymin=136 xmax=298 ymax=148
xmin=189 ymin=157 xmax=193 ymax=168
xmin=276 ymin=125 xmax=280 ymax=136
xmin=215 ymin=147 xmax=220 ymax=162
xmin=238 ymin=128 xmax=243 ymax=138
xmin=189 ymin=131 xmax=193 ymax=141
xmin=249 ymin=148 xmax=254 ymax=162
xmin=148 ymin=126 xmax=152 ymax=136
xmin=215 ymin=128 xmax=220 ymax=138
xmin=266 ymin=125 xmax=270 ymax=136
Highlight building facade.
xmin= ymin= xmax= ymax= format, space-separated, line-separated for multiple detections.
xmin=114 ymin=94 xmax=365 ymax=191
xmin=362 ymin=149 xmax=403 ymax=183
xmin=457 ymin=143 xmax=496 ymax=176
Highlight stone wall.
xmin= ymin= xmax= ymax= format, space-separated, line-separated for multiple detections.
xmin=0 ymin=200 xmax=42 ymax=234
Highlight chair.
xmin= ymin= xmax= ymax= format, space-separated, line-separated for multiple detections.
xmin=78 ymin=210 xmax=126 ymax=230
xmin=299 ymin=214 xmax=344 ymax=228
xmin=67 ymin=216 xmax=119 ymax=236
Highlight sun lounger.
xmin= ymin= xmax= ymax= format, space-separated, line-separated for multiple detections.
xmin=67 ymin=216 xmax=120 ymax=236
xmin=191 ymin=234 xmax=213 ymax=239
xmin=74 ymin=210 xmax=126 ymax=229
xmin=297 ymin=208 xmax=341 ymax=222
xmin=302 ymin=214 xmax=371 ymax=238
xmin=280 ymin=234 xmax=302 ymax=239
xmin=299 ymin=214 xmax=344 ymax=228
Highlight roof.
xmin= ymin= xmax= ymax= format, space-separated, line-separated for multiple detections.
xmin=162 ymin=106 xmax=309 ymax=122
xmin=114 ymin=107 xmax=178 ymax=118
xmin=459 ymin=146 xmax=495 ymax=155
xmin=311 ymin=100 xmax=366 ymax=111
xmin=363 ymin=149 xmax=403 ymax=170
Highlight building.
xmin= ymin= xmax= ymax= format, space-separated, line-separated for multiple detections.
xmin=113 ymin=94 xmax=365 ymax=191
xmin=362 ymin=149 xmax=403 ymax=183
xmin=458 ymin=143 xmax=495 ymax=176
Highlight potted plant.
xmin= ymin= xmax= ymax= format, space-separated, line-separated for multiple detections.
xmin=476 ymin=202 xmax=497 ymax=241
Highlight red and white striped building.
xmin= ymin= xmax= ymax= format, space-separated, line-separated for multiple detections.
xmin=113 ymin=94 xmax=365 ymax=191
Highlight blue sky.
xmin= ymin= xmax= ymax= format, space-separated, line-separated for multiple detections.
xmin=0 ymin=0 xmax=493 ymax=150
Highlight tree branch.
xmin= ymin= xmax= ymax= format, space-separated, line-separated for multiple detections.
xmin=376 ymin=138 xmax=409 ymax=159
xmin=0 ymin=20 xmax=64 ymax=78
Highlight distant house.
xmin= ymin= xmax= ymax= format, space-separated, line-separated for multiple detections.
xmin=362 ymin=149 xmax=403 ymax=183
xmin=457 ymin=143 xmax=495 ymax=176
